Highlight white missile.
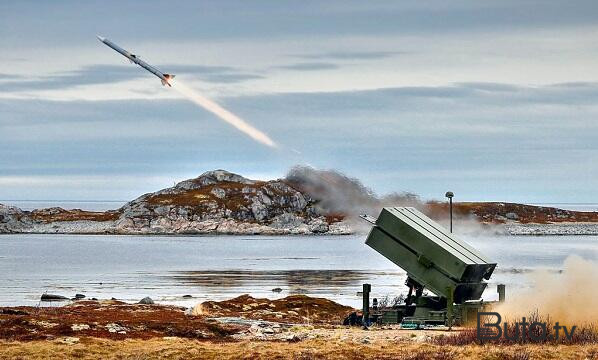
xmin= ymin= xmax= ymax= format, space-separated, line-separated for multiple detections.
xmin=97 ymin=35 xmax=175 ymax=86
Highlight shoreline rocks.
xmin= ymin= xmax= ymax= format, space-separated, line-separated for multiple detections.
xmin=41 ymin=294 xmax=69 ymax=301
xmin=138 ymin=297 xmax=154 ymax=305
xmin=504 ymin=222 xmax=598 ymax=235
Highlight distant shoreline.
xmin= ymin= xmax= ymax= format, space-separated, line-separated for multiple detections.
xmin=2 ymin=223 xmax=598 ymax=236
xmin=2 ymin=170 xmax=597 ymax=236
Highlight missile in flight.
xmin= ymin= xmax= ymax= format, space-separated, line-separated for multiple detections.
xmin=97 ymin=35 xmax=175 ymax=86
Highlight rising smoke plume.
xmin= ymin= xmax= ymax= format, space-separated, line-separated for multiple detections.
xmin=285 ymin=165 xmax=501 ymax=235
xmin=496 ymin=255 xmax=598 ymax=325
xmin=172 ymin=80 xmax=277 ymax=148
xmin=285 ymin=165 xmax=423 ymax=230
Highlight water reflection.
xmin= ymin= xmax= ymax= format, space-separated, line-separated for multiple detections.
xmin=1 ymin=233 xmax=596 ymax=307
xmin=167 ymin=269 xmax=399 ymax=294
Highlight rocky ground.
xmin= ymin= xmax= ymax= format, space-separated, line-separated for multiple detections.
xmin=1 ymin=295 xmax=596 ymax=359
xmin=1 ymin=169 xmax=597 ymax=235
xmin=0 ymin=295 xmax=353 ymax=343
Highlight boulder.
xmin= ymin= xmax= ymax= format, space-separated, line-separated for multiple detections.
xmin=41 ymin=294 xmax=69 ymax=301
xmin=71 ymin=324 xmax=90 ymax=331
xmin=59 ymin=337 xmax=80 ymax=345
xmin=138 ymin=296 xmax=154 ymax=305
xmin=210 ymin=187 xmax=226 ymax=199
xmin=0 ymin=204 xmax=31 ymax=233
xmin=505 ymin=212 xmax=519 ymax=220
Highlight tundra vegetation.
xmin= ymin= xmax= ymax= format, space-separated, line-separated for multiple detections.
xmin=1 ymin=296 xmax=597 ymax=359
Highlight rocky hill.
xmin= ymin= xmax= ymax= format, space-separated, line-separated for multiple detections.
xmin=0 ymin=170 xmax=350 ymax=235
xmin=2 ymin=169 xmax=597 ymax=235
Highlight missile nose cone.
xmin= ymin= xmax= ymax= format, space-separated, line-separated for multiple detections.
xmin=96 ymin=35 xmax=106 ymax=42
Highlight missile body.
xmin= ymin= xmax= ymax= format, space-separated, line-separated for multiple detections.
xmin=97 ymin=36 xmax=175 ymax=86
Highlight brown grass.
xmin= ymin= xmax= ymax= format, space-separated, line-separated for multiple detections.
xmin=146 ymin=182 xmax=260 ymax=210
xmin=426 ymin=201 xmax=598 ymax=224
xmin=145 ymin=181 xmax=309 ymax=218
xmin=1 ymin=300 xmax=597 ymax=359
xmin=196 ymin=294 xmax=354 ymax=324
xmin=0 ymin=295 xmax=353 ymax=342
xmin=1 ymin=338 xmax=597 ymax=360
xmin=324 ymin=213 xmax=345 ymax=224
xmin=434 ymin=312 xmax=598 ymax=346
xmin=0 ymin=301 xmax=242 ymax=341
xmin=29 ymin=208 xmax=121 ymax=223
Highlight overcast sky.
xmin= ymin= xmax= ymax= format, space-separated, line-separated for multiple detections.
xmin=1 ymin=1 xmax=598 ymax=203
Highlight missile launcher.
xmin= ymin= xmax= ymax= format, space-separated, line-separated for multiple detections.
xmin=361 ymin=207 xmax=501 ymax=327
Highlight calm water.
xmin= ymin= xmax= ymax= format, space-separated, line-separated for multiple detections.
xmin=1 ymin=234 xmax=597 ymax=308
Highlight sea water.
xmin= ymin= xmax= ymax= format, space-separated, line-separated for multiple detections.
xmin=1 ymin=233 xmax=596 ymax=308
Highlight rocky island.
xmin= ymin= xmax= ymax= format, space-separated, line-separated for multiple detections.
xmin=0 ymin=170 xmax=350 ymax=235
xmin=1 ymin=168 xmax=597 ymax=235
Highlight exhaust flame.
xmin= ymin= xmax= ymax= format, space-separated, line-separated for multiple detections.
xmin=171 ymin=80 xmax=277 ymax=148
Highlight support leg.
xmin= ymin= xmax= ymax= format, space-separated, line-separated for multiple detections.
xmin=446 ymin=286 xmax=454 ymax=330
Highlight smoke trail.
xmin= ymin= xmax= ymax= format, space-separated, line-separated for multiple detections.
xmin=171 ymin=80 xmax=277 ymax=148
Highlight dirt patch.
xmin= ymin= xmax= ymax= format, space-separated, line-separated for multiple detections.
xmin=194 ymin=294 xmax=355 ymax=324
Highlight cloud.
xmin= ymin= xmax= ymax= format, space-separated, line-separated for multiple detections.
xmin=165 ymin=64 xmax=265 ymax=83
xmin=1 ymin=80 xmax=598 ymax=202
xmin=4 ymin=1 xmax=598 ymax=50
xmin=271 ymin=81 xmax=598 ymax=108
xmin=0 ymin=64 xmax=264 ymax=92
xmin=0 ymin=73 xmax=25 ymax=80
xmin=293 ymin=51 xmax=405 ymax=61
xmin=276 ymin=62 xmax=340 ymax=71
xmin=199 ymin=73 xmax=264 ymax=83
xmin=452 ymin=82 xmax=520 ymax=92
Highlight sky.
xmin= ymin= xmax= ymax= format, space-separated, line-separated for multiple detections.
xmin=1 ymin=0 xmax=598 ymax=203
